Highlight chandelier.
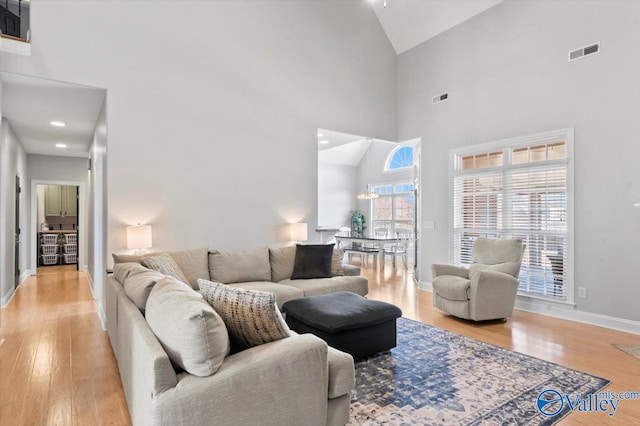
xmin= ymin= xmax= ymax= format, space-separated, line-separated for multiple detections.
xmin=357 ymin=185 xmax=379 ymax=200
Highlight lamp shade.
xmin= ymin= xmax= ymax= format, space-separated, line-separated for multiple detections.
xmin=289 ymin=222 xmax=308 ymax=242
xmin=127 ymin=224 xmax=152 ymax=250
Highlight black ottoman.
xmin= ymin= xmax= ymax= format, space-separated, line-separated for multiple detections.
xmin=282 ymin=292 xmax=402 ymax=360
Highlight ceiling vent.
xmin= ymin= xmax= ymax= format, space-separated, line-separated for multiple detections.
xmin=432 ymin=93 xmax=449 ymax=104
xmin=568 ymin=43 xmax=599 ymax=62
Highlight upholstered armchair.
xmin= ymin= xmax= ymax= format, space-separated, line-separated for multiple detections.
xmin=431 ymin=237 xmax=525 ymax=321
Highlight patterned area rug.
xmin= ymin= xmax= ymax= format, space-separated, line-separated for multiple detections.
xmin=614 ymin=344 xmax=640 ymax=360
xmin=349 ymin=318 xmax=610 ymax=425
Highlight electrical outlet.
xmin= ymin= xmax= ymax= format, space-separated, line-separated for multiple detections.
xmin=578 ymin=287 xmax=587 ymax=298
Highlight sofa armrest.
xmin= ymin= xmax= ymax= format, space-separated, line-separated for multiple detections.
xmin=432 ymin=264 xmax=469 ymax=279
xmin=154 ymin=334 xmax=330 ymax=426
xmin=469 ymin=270 xmax=519 ymax=320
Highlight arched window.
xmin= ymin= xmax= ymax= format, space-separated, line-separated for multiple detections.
xmin=385 ymin=146 xmax=414 ymax=171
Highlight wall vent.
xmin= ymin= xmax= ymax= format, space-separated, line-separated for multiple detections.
xmin=568 ymin=42 xmax=599 ymax=62
xmin=432 ymin=92 xmax=449 ymax=104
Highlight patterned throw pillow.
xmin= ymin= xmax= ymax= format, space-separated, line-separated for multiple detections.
xmin=141 ymin=253 xmax=189 ymax=283
xmin=198 ymin=279 xmax=291 ymax=351
xmin=331 ymin=247 xmax=345 ymax=276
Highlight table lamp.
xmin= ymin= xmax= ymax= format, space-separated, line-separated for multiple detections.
xmin=127 ymin=224 xmax=152 ymax=254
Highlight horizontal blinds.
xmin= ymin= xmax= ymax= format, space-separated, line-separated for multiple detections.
xmin=506 ymin=165 xmax=567 ymax=298
xmin=453 ymin=164 xmax=568 ymax=300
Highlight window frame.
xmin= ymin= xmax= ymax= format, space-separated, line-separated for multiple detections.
xmin=448 ymin=128 xmax=575 ymax=305
xmin=384 ymin=145 xmax=415 ymax=172
xmin=371 ymin=182 xmax=415 ymax=232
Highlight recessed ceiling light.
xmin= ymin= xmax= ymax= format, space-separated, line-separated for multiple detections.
xmin=319 ymin=140 xmax=330 ymax=145
xmin=51 ymin=121 xmax=66 ymax=127
xmin=55 ymin=143 xmax=67 ymax=148
xmin=317 ymin=132 xmax=324 ymax=137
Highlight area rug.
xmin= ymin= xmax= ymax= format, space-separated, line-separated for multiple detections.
xmin=349 ymin=318 xmax=610 ymax=425
xmin=613 ymin=344 xmax=640 ymax=361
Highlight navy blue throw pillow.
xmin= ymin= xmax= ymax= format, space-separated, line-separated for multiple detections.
xmin=291 ymin=244 xmax=335 ymax=279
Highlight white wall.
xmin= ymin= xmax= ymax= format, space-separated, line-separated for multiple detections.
xmin=318 ymin=163 xmax=358 ymax=229
xmin=26 ymin=154 xmax=89 ymax=272
xmin=0 ymin=118 xmax=28 ymax=306
xmin=88 ymin=100 xmax=107 ymax=312
xmin=397 ymin=1 xmax=640 ymax=321
xmin=0 ymin=1 xmax=396 ymax=267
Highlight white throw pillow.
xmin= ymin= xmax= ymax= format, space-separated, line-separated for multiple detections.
xmin=198 ymin=278 xmax=291 ymax=351
xmin=146 ymin=277 xmax=230 ymax=376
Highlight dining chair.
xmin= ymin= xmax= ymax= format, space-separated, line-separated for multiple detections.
xmin=382 ymin=229 xmax=411 ymax=269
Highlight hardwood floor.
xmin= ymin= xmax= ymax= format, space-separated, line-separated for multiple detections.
xmin=1 ymin=264 xmax=638 ymax=425
xmin=0 ymin=266 xmax=131 ymax=426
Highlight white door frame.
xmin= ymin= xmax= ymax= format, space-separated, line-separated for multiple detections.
xmin=30 ymin=180 xmax=87 ymax=273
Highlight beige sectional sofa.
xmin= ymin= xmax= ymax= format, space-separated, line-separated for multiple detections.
xmin=106 ymin=246 xmax=368 ymax=426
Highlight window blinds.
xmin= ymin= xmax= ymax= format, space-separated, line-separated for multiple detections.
xmin=452 ymin=140 xmax=569 ymax=300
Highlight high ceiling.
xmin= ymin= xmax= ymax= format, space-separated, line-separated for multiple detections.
xmin=1 ymin=72 xmax=106 ymax=158
xmin=370 ymin=0 xmax=503 ymax=54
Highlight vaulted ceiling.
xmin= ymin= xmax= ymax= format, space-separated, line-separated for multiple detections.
xmin=370 ymin=0 xmax=503 ymax=54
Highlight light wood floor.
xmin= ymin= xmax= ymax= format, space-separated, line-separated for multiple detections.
xmin=1 ymin=264 xmax=638 ymax=425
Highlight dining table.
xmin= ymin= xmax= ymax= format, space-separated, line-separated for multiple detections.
xmin=334 ymin=233 xmax=398 ymax=268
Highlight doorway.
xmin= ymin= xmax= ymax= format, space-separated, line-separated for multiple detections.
xmin=31 ymin=181 xmax=85 ymax=274
xmin=36 ymin=183 xmax=79 ymax=270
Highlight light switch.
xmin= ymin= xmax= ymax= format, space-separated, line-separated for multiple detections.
xmin=423 ymin=221 xmax=435 ymax=229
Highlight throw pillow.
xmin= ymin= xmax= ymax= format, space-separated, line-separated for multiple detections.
xmin=198 ymin=279 xmax=291 ymax=352
xmin=269 ymin=245 xmax=296 ymax=282
xmin=113 ymin=262 xmax=149 ymax=284
xmin=124 ymin=270 xmax=166 ymax=311
xmin=145 ymin=277 xmax=230 ymax=377
xmin=141 ymin=253 xmax=189 ymax=283
xmin=290 ymin=244 xmax=334 ymax=280
xmin=208 ymin=247 xmax=271 ymax=284
xmin=112 ymin=253 xmax=142 ymax=265
xmin=331 ymin=247 xmax=345 ymax=277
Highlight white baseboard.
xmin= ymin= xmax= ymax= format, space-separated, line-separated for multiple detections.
xmin=515 ymin=298 xmax=640 ymax=335
xmin=80 ymin=264 xmax=88 ymax=272
xmin=85 ymin=272 xmax=106 ymax=331
xmin=1 ymin=270 xmax=32 ymax=308
xmin=418 ymin=281 xmax=640 ymax=335
xmin=418 ymin=281 xmax=432 ymax=292
xmin=1 ymin=287 xmax=15 ymax=308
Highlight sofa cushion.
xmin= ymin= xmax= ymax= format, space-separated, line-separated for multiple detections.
xmin=208 ymin=247 xmax=271 ymax=284
xmin=432 ymin=275 xmax=471 ymax=301
xmin=124 ymin=269 xmax=166 ymax=311
xmin=342 ymin=264 xmax=360 ymax=276
xmin=198 ymin=279 xmax=291 ymax=352
xmin=291 ymin=244 xmax=334 ymax=280
xmin=469 ymin=263 xmax=519 ymax=279
xmin=145 ymin=277 xmax=230 ymax=377
xmin=279 ymin=276 xmax=368 ymax=297
xmin=269 ymin=245 xmax=296 ymax=282
xmin=112 ymin=248 xmax=209 ymax=289
xmin=113 ymin=262 xmax=149 ymax=284
xmin=162 ymin=248 xmax=210 ymax=288
xmin=331 ymin=248 xmax=345 ymax=277
xmin=227 ymin=281 xmax=304 ymax=310
xmin=327 ymin=346 xmax=355 ymax=399
xmin=141 ymin=253 xmax=190 ymax=284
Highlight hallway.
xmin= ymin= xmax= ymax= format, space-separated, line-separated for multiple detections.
xmin=0 ymin=266 xmax=130 ymax=425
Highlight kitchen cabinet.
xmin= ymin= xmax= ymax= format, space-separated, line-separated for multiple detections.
xmin=45 ymin=185 xmax=77 ymax=217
